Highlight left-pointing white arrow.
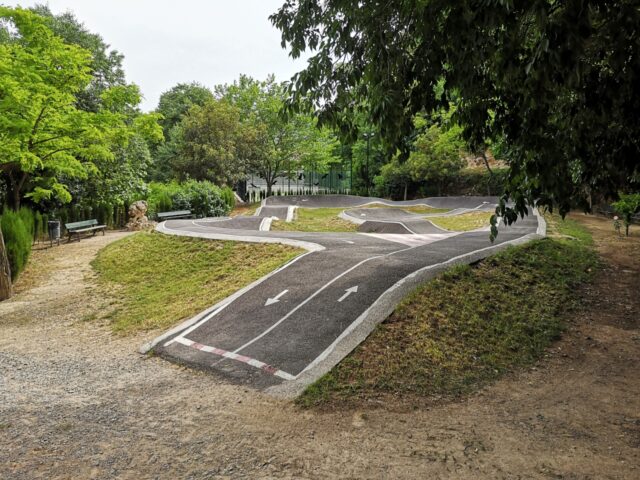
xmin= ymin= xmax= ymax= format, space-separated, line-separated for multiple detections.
xmin=338 ymin=286 xmax=358 ymax=302
xmin=265 ymin=289 xmax=289 ymax=306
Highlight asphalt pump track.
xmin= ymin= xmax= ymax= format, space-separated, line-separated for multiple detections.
xmin=144 ymin=195 xmax=545 ymax=398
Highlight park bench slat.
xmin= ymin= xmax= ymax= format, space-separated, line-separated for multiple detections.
xmin=64 ymin=219 xmax=106 ymax=242
xmin=157 ymin=210 xmax=194 ymax=220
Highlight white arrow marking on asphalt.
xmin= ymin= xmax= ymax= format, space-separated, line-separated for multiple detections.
xmin=265 ymin=289 xmax=289 ymax=306
xmin=338 ymin=286 xmax=358 ymax=302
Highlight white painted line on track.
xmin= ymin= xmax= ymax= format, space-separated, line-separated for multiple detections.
xmin=161 ymin=249 xmax=317 ymax=348
xmin=337 ymin=286 xmax=358 ymax=302
xmin=175 ymin=337 xmax=295 ymax=380
xmin=229 ymin=244 xmax=417 ymax=357
xmin=361 ymin=232 xmax=456 ymax=247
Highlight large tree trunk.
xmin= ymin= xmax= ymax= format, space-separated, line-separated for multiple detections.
xmin=7 ymin=173 xmax=23 ymax=210
xmin=0 ymin=228 xmax=12 ymax=301
xmin=403 ymin=182 xmax=408 ymax=201
xmin=12 ymin=188 xmax=20 ymax=210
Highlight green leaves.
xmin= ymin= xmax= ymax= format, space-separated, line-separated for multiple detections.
xmin=271 ymin=0 xmax=640 ymax=221
xmin=611 ymin=193 xmax=640 ymax=236
xmin=217 ymin=75 xmax=340 ymax=194
xmin=173 ymin=100 xmax=245 ymax=186
xmin=0 ymin=7 xmax=160 ymax=209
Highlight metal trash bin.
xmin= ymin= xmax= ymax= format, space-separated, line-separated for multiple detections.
xmin=48 ymin=220 xmax=61 ymax=246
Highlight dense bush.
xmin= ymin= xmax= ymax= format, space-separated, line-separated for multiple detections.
xmin=146 ymin=181 xmax=235 ymax=218
xmin=612 ymin=193 xmax=640 ymax=236
xmin=0 ymin=208 xmax=33 ymax=281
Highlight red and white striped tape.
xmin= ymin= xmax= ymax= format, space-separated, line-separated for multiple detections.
xmin=175 ymin=337 xmax=295 ymax=380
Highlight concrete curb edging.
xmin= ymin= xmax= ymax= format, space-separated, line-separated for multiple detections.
xmin=338 ymin=210 xmax=365 ymax=224
xmin=155 ymin=221 xmax=324 ymax=252
xmin=286 ymin=206 xmax=297 ymax=223
xmin=259 ymin=217 xmax=274 ymax=231
xmin=534 ymin=207 xmax=547 ymax=236
xmin=339 ymin=209 xmax=491 ymax=235
xmin=266 ymin=229 xmax=544 ymax=398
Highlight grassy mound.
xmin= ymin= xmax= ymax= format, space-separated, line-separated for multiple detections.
xmin=428 ymin=210 xmax=493 ymax=231
xmin=92 ymin=232 xmax=301 ymax=334
xmin=271 ymin=208 xmax=358 ymax=232
xmin=298 ymin=215 xmax=597 ymax=407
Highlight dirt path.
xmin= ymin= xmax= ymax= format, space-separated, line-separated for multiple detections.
xmin=1 ymin=220 xmax=638 ymax=479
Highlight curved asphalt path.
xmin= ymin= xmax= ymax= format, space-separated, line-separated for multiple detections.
xmin=145 ymin=195 xmax=544 ymax=398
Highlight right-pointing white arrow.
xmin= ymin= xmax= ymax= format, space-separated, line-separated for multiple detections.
xmin=265 ymin=289 xmax=289 ymax=307
xmin=338 ymin=286 xmax=358 ymax=302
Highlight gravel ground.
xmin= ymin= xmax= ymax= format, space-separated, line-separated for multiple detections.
xmin=1 ymin=224 xmax=638 ymax=479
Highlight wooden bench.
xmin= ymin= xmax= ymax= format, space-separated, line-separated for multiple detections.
xmin=65 ymin=219 xmax=106 ymax=242
xmin=157 ymin=210 xmax=194 ymax=221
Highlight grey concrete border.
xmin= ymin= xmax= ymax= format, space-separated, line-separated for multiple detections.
xmin=259 ymin=217 xmax=273 ymax=231
xmin=338 ymin=210 xmax=364 ymax=224
xmin=286 ymin=206 xmax=297 ymax=223
xmin=339 ymin=209 xmax=492 ymax=235
xmin=155 ymin=221 xmax=324 ymax=252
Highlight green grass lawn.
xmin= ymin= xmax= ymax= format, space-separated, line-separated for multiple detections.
xmin=428 ymin=210 xmax=493 ymax=231
xmin=92 ymin=232 xmax=301 ymax=334
xmin=297 ymin=213 xmax=598 ymax=408
xmin=271 ymin=208 xmax=358 ymax=232
xmin=362 ymin=204 xmax=451 ymax=215
xmin=230 ymin=201 xmax=261 ymax=217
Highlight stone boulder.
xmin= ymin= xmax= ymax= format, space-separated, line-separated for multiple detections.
xmin=126 ymin=200 xmax=157 ymax=231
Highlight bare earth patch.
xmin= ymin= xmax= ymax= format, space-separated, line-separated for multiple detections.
xmin=0 ymin=220 xmax=638 ymax=479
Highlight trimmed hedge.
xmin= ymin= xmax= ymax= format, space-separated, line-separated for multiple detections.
xmin=1 ymin=208 xmax=32 ymax=281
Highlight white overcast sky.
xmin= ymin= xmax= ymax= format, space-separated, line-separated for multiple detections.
xmin=4 ymin=0 xmax=307 ymax=111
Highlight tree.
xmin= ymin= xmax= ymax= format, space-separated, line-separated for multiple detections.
xmin=407 ymin=114 xmax=465 ymax=196
xmin=28 ymin=4 xmax=126 ymax=112
xmin=0 ymin=228 xmax=11 ymax=300
xmin=271 ymin=1 xmax=640 ymax=228
xmin=375 ymin=158 xmax=412 ymax=200
xmin=150 ymin=83 xmax=214 ymax=181
xmin=612 ymin=193 xmax=640 ymax=237
xmin=219 ymin=75 xmax=339 ymax=196
xmin=172 ymin=100 xmax=245 ymax=185
xmin=156 ymin=82 xmax=214 ymax=137
xmin=0 ymin=7 xmax=161 ymax=210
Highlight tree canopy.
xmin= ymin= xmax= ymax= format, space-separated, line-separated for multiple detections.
xmin=271 ymin=0 xmax=640 ymax=228
xmin=0 ymin=7 xmax=161 ymax=209
xmin=156 ymin=82 xmax=214 ymax=137
xmin=218 ymin=75 xmax=340 ymax=195
xmin=172 ymin=99 xmax=245 ymax=186
xmin=29 ymin=4 xmax=127 ymax=112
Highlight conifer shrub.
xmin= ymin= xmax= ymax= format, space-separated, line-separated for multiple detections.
xmin=0 ymin=208 xmax=32 ymax=281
